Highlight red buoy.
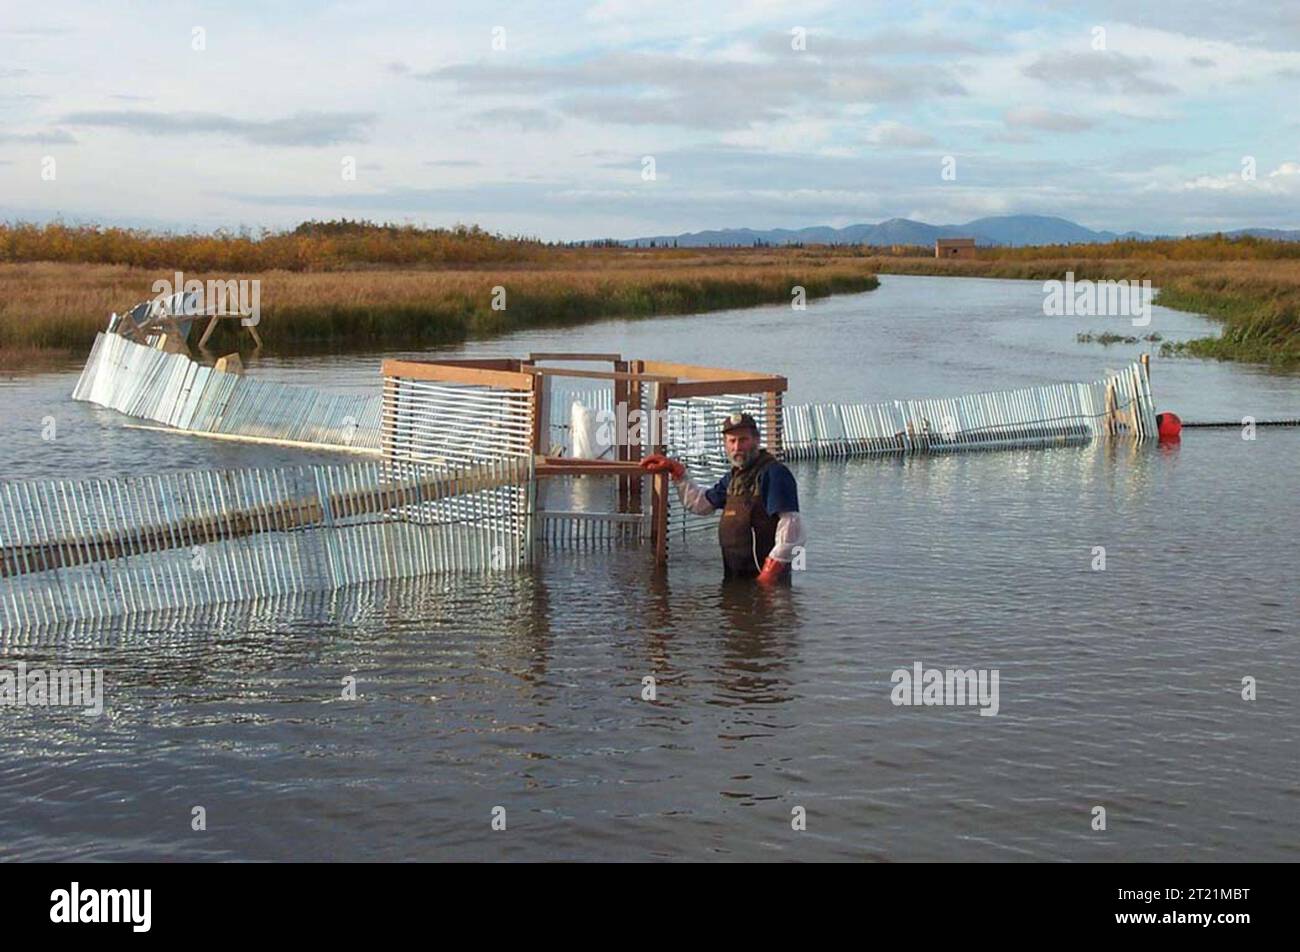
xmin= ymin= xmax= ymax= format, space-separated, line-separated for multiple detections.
xmin=1156 ymin=412 xmax=1182 ymax=440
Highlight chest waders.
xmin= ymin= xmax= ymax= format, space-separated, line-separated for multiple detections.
xmin=718 ymin=450 xmax=780 ymax=578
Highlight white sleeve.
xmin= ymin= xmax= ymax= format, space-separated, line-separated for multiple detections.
xmin=768 ymin=512 xmax=805 ymax=563
xmin=676 ymin=479 xmax=719 ymax=516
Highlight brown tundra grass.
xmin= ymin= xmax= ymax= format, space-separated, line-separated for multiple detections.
xmin=3 ymin=222 xmax=1298 ymax=367
xmin=0 ymin=251 xmax=880 ymax=365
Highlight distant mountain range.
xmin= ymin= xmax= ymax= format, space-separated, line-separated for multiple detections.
xmin=613 ymin=215 xmax=1300 ymax=248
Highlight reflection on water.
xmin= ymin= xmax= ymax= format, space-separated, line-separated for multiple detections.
xmin=1 ymin=275 xmax=1297 ymax=860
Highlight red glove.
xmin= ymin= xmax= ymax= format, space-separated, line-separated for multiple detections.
xmin=639 ymin=453 xmax=685 ymax=481
xmin=756 ymin=557 xmax=789 ymax=585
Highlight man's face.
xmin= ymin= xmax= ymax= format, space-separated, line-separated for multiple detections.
xmin=725 ymin=429 xmax=759 ymax=466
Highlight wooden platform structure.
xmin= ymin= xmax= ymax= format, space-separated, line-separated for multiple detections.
xmin=113 ymin=291 xmax=263 ymax=351
xmin=380 ymin=353 xmax=788 ymax=564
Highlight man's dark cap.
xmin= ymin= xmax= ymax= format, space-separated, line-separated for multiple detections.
xmin=721 ymin=411 xmax=760 ymax=435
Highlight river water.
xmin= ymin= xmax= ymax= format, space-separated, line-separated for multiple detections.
xmin=1 ymin=274 xmax=1297 ymax=861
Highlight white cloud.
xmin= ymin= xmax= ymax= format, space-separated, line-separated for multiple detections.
xmin=2 ymin=2 xmax=1297 ymax=238
xmin=1003 ymin=107 xmax=1095 ymax=132
xmin=1180 ymin=164 xmax=1300 ymax=192
xmin=865 ymin=120 xmax=938 ymax=147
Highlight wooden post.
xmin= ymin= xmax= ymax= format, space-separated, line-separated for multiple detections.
xmin=198 ymin=313 xmax=222 ymax=350
xmin=154 ymin=332 xmax=188 ymax=355
xmin=1104 ymin=381 xmax=1117 ymax=435
xmin=380 ymin=374 xmax=398 ymax=460
xmin=652 ymin=472 xmax=669 ymax=565
xmin=213 ymin=352 xmax=243 ymax=374
xmin=529 ymin=371 xmax=546 ymax=457
xmin=194 ymin=311 xmax=263 ymax=350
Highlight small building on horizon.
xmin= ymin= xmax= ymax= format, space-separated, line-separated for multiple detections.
xmin=935 ymin=237 xmax=977 ymax=259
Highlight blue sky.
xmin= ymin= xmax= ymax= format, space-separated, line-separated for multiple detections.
xmin=1 ymin=0 xmax=1298 ymax=239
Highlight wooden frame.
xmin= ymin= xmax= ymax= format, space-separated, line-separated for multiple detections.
xmin=196 ymin=311 xmax=263 ymax=350
xmin=381 ymin=352 xmax=788 ymax=564
xmin=119 ymin=304 xmax=265 ymax=351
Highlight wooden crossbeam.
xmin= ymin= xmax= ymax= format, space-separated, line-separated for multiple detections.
xmin=527 ymin=352 xmax=622 ymax=362
xmin=641 ymin=360 xmax=785 ymax=383
xmin=534 ymin=457 xmax=644 ymax=477
xmin=525 ymin=366 xmax=677 ymax=383
xmin=665 ymin=376 xmax=788 ymax=399
xmin=382 ymin=359 xmax=535 ymax=390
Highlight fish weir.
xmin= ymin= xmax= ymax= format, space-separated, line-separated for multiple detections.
xmin=0 ymin=457 xmax=533 ymax=631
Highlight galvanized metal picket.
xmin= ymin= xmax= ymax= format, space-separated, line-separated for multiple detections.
xmin=0 ymin=457 xmax=533 ymax=631
xmin=381 ymin=365 xmax=641 ymax=546
xmin=74 ymin=332 xmax=382 ymax=450
xmin=663 ymin=392 xmax=773 ymax=538
xmin=537 ymin=510 xmax=646 ymax=546
xmin=380 ymin=375 xmax=534 ymax=465
xmin=781 ymin=361 xmax=1157 ymax=460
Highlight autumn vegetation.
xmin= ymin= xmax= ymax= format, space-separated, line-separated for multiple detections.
xmin=2 ymin=220 xmax=1298 ymax=369
xmin=0 ymin=221 xmax=879 ymax=366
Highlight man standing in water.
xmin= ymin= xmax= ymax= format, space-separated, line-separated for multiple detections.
xmin=640 ymin=412 xmax=804 ymax=584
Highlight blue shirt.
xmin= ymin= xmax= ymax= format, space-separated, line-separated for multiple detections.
xmin=704 ymin=461 xmax=799 ymax=514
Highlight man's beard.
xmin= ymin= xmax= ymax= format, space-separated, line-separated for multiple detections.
xmin=730 ymin=446 xmax=760 ymax=467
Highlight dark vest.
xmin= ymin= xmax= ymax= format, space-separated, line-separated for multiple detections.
xmin=718 ymin=450 xmax=781 ymax=577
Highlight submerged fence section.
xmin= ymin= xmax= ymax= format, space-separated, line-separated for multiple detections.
xmin=781 ymin=361 xmax=1157 ymax=460
xmin=0 ymin=457 xmax=533 ymax=630
xmin=74 ymin=332 xmax=383 ymax=451
xmin=380 ymin=375 xmax=534 ymax=466
xmin=537 ymin=510 xmax=646 ymax=546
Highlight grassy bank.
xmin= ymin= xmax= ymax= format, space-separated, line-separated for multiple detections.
xmin=861 ymin=238 xmax=1300 ymax=366
xmin=6 ymin=221 xmax=1297 ymax=368
xmin=0 ymin=247 xmax=879 ymax=366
